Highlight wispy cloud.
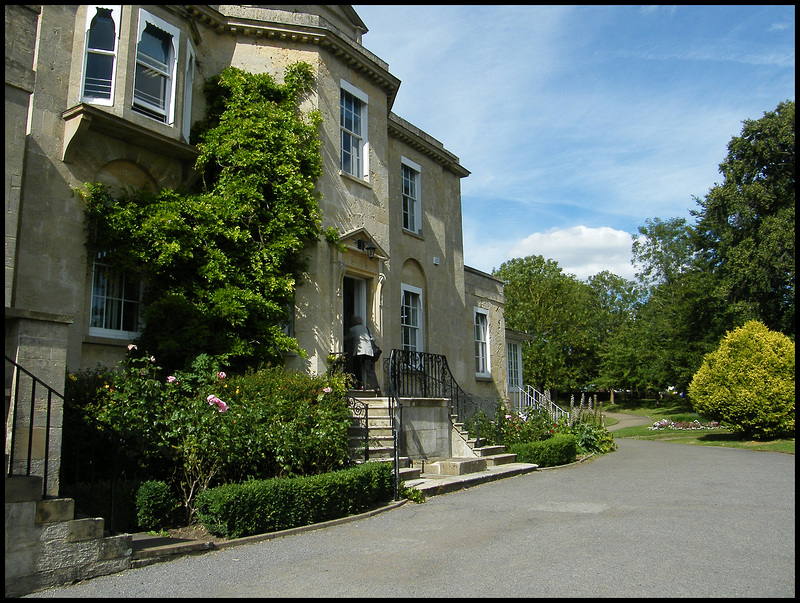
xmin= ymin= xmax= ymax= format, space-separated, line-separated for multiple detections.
xmin=353 ymin=4 xmax=795 ymax=280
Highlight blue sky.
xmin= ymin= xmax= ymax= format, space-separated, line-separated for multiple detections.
xmin=351 ymin=5 xmax=795 ymax=280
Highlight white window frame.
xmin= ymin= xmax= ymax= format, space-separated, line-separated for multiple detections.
xmin=400 ymin=284 xmax=423 ymax=353
xmin=81 ymin=5 xmax=121 ymax=105
xmin=88 ymin=253 xmax=143 ymax=340
xmin=507 ymin=341 xmax=522 ymax=390
xmin=132 ymin=9 xmax=180 ymax=124
xmin=401 ymin=156 xmax=421 ymax=234
xmin=340 ymin=79 xmax=369 ymax=179
xmin=474 ymin=307 xmax=490 ymax=378
xmin=181 ymin=42 xmax=196 ymax=142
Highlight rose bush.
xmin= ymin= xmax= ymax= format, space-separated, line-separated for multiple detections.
xmin=69 ymin=350 xmax=351 ymax=521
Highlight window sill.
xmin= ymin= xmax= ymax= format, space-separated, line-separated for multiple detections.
xmin=84 ymin=333 xmax=138 ymax=346
xmin=338 ymin=169 xmax=372 ymax=189
xmin=402 ymin=228 xmax=424 ymax=240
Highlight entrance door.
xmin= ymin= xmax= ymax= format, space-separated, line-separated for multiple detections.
xmin=343 ymin=276 xmax=367 ymax=340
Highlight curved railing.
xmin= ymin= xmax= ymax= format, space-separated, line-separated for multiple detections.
xmin=385 ymin=349 xmax=498 ymax=423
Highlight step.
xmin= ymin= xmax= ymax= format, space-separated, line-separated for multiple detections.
xmin=483 ymin=453 xmax=518 ymax=467
xmin=399 ymin=466 xmax=421 ymax=481
xmin=472 ymin=445 xmax=506 ymax=457
xmin=423 ymin=457 xmax=488 ymax=476
xmin=351 ymin=456 xmax=412 ymax=468
xmin=35 ymin=498 xmax=75 ymax=524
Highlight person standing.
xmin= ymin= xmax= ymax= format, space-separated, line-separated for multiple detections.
xmin=344 ymin=315 xmax=380 ymax=392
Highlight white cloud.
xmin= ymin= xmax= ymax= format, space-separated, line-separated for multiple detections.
xmin=464 ymin=225 xmax=638 ymax=282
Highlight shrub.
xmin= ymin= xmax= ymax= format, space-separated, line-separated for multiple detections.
xmin=195 ymin=462 xmax=393 ymax=538
xmin=688 ymin=321 xmax=795 ymax=439
xmin=69 ymin=350 xmax=353 ymax=521
xmin=559 ymin=420 xmax=617 ymax=454
xmin=465 ymin=410 xmax=500 ymax=446
xmin=508 ymin=434 xmax=579 ymax=467
xmin=502 ymin=407 xmax=555 ymax=446
xmin=137 ymin=480 xmax=178 ymax=531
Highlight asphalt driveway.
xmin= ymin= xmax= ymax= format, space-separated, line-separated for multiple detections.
xmin=26 ymin=437 xmax=794 ymax=598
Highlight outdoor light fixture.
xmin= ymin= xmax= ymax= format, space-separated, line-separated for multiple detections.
xmin=356 ymin=238 xmax=377 ymax=259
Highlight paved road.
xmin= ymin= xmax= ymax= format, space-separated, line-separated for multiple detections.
xmin=27 ymin=438 xmax=794 ymax=598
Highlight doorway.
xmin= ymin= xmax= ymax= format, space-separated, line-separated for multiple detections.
xmin=343 ymin=276 xmax=367 ymax=341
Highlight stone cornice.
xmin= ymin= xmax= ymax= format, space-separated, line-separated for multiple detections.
xmin=176 ymin=5 xmax=401 ymax=110
xmin=388 ymin=113 xmax=470 ymax=178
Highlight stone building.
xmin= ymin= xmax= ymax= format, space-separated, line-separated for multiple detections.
xmin=6 ymin=5 xmax=521 ymax=594
xmin=6 ymin=4 xmax=511 ymax=405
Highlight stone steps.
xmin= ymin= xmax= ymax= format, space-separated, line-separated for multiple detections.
xmin=4 ymin=475 xmax=133 ymax=597
xmin=347 ymin=395 xmax=519 ymax=480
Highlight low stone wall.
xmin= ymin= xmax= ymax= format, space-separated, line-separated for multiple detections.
xmin=399 ymin=398 xmax=453 ymax=460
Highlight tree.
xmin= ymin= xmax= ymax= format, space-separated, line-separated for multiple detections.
xmin=692 ymin=100 xmax=795 ymax=337
xmin=82 ymin=64 xmax=324 ymax=372
xmin=494 ymin=256 xmax=600 ymax=393
xmin=688 ymin=320 xmax=795 ymax=439
xmin=632 ymin=217 xmax=696 ymax=288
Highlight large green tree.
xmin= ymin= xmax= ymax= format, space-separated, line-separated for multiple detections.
xmin=82 ymin=64 xmax=324 ymax=372
xmin=692 ymin=100 xmax=795 ymax=337
xmin=494 ymin=255 xmax=600 ymax=393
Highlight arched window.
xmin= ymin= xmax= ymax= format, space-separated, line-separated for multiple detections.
xmin=133 ymin=10 xmax=180 ymax=123
xmin=81 ymin=5 xmax=120 ymax=104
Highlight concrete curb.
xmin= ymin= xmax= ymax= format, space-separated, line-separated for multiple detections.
xmin=131 ymin=499 xmax=408 ymax=566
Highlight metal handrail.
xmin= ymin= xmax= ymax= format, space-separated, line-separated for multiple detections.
xmin=345 ymin=394 xmax=369 ymax=462
xmin=385 ymin=349 xmax=402 ymax=501
xmin=514 ymin=384 xmax=570 ymax=423
xmin=5 ymin=355 xmax=61 ymax=497
xmin=5 ymin=355 xmax=138 ymax=533
xmin=387 ymin=349 xmax=499 ymax=423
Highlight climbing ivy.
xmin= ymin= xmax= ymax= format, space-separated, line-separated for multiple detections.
xmin=81 ymin=63 xmax=324 ymax=372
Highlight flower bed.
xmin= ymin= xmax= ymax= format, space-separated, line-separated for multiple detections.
xmin=648 ymin=419 xmax=723 ymax=430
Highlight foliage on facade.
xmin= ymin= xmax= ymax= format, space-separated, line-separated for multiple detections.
xmin=80 ymin=64 xmax=324 ymax=373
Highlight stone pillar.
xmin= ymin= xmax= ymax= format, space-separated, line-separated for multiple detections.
xmin=5 ymin=308 xmax=73 ymax=497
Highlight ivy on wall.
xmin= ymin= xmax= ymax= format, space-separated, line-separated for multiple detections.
xmin=81 ymin=63 xmax=325 ymax=372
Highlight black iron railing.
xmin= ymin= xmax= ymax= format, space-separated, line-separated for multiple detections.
xmin=5 ymin=355 xmax=60 ymax=497
xmin=385 ymin=349 xmax=402 ymax=501
xmin=385 ymin=349 xmax=499 ymax=424
xmin=346 ymin=395 xmax=369 ymax=462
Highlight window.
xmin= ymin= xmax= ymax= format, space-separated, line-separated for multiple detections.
xmin=340 ymin=80 xmax=368 ymax=178
xmin=81 ymin=5 xmax=121 ymax=104
xmin=89 ymin=253 xmax=143 ymax=339
xmin=401 ymin=157 xmax=421 ymax=233
xmin=401 ymin=285 xmax=423 ymax=352
xmin=507 ymin=342 xmax=522 ymax=390
xmin=181 ymin=44 xmax=195 ymax=142
xmin=133 ymin=10 xmax=180 ymax=123
xmin=507 ymin=341 xmax=524 ymax=410
xmin=474 ymin=308 xmax=490 ymax=377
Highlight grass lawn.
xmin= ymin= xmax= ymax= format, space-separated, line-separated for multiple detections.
xmin=603 ymin=397 xmax=795 ymax=455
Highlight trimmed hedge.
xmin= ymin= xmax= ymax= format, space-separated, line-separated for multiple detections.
xmin=137 ymin=480 xmax=178 ymax=531
xmin=195 ymin=461 xmax=394 ymax=538
xmin=508 ymin=434 xmax=579 ymax=467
